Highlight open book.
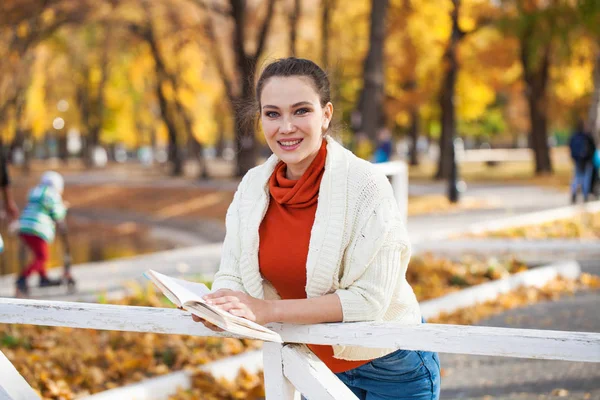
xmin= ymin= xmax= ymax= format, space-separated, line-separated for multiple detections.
xmin=144 ymin=269 xmax=282 ymax=343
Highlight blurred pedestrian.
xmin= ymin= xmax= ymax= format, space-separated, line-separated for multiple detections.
xmin=16 ymin=171 xmax=69 ymax=296
xmin=372 ymin=127 xmax=393 ymax=163
xmin=592 ymin=146 xmax=600 ymax=199
xmin=0 ymin=140 xmax=19 ymax=254
xmin=568 ymin=120 xmax=596 ymax=203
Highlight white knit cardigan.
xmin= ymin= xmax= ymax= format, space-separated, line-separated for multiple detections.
xmin=212 ymin=136 xmax=421 ymax=360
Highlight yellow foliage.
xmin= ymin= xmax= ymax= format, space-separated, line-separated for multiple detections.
xmin=456 ymin=73 xmax=496 ymax=121
xmin=17 ymin=22 xmax=29 ymax=38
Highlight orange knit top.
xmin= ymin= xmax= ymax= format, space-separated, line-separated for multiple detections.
xmin=258 ymin=140 xmax=371 ymax=373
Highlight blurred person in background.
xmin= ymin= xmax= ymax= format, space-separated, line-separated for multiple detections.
xmin=569 ymin=119 xmax=596 ymax=203
xmin=0 ymin=140 xmax=19 ymax=253
xmin=15 ymin=171 xmax=69 ymax=297
xmin=592 ymin=145 xmax=600 ymax=199
xmin=373 ymin=127 xmax=393 ymax=163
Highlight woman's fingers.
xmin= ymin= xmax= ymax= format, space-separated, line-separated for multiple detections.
xmin=203 ymin=289 xmax=234 ymax=300
xmin=190 ymin=314 xmax=224 ymax=331
xmin=206 ymin=295 xmax=241 ymax=305
xmin=228 ymin=308 xmax=256 ymax=321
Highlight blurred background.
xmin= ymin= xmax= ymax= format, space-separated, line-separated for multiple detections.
xmin=1 ymin=0 xmax=598 ymax=177
xmin=1 ymin=0 xmax=599 ymax=285
xmin=1 ymin=1 xmax=600 ymax=398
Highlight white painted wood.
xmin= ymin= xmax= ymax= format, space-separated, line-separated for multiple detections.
xmin=83 ymin=371 xmax=191 ymax=400
xmin=373 ymin=161 xmax=408 ymax=221
xmin=419 ymin=261 xmax=581 ymax=320
xmin=458 ymin=148 xmax=533 ymax=163
xmin=282 ymin=345 xmax=359 ymax=400
xmin=0 ymin=297 xmax=230 ymax=338
xmin=200 ymin=349 xmax=264 ymax=381
xmin=0 ymin=387 xmax=15 ymax=400
xmin=263 ymin=343 xmax=297 ymax=400
xmin=0 ymin=351 xmax=41 ymax=400
xmin=270 ymin=322 xmax=600 ymax=363
xmin=1 ymin=298 xmax=599 ymax=362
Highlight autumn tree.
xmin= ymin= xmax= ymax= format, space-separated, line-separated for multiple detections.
xmin=354 ymin=0 xmax=389 ymax=143
xmin=0 ymin=0 xmax=95 ymax=170
xmin=288 ymin=0 xmax=301 ymax=56
xmin=199 ymin=0 xmax=278 ymax=176
xmin=320 ymin=0 xmax=335 ymax=69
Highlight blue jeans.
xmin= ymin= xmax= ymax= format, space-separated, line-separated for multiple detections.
xmin=334 ymin=349 xmax=441 ymax=400
xmin=571 ymin=162 xmax=594 ymax=199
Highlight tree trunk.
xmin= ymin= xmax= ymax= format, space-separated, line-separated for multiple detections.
xmin=155 ymin=80 xmax=183 ymax=176
xmin=289 ymin=0 xmax=301 ymax=56
xmin=58 ymin=135 xmax=69 ymax=163
xmin=435 ymin=0 xmax=462 ymax=180
xmin=588 ymin=51 xmax=600 ymax=143
xmin=356 ymin=0 xmax=389 ymax=142
xmin=234 ymin=71 xmax=257 ymax=176
xmin=321 ymin=0 xmax=334 ymax=69
xmin=521 ymin=42 xmax=553 ymax=174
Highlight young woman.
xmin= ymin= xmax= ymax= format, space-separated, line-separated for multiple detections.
xmin=194 ymin=57 xmax=441 ymax=399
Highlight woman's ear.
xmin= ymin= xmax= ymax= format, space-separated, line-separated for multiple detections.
xmin=322 ymin=102 xmax=334 ymax=131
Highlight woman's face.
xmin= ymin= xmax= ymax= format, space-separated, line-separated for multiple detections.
xmin=260 ymin=76 xmax=333 ymax=180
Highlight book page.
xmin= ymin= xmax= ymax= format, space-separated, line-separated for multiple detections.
xmin=148 ymin=270 xmax=211 ymax=305
xmin=143 ymin=271 xmax=182 ymax=307
xmin=146 ymin=270 xmax=281 ymax=342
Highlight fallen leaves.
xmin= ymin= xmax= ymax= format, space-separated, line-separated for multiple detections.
xmin=470 ymin=212 xmax=600 ymax=239
xmin=0 ymin=285 xmax=261 ymax=399
xmin=407 ymin=254 xmax=528 ymax=301
xmin=429 ymin=274 xmax=600 ymax=325
xmin=170 ymin=369 xmax=264 ymax=400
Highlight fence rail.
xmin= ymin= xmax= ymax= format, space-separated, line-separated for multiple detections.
xmin=1 ymin=297 xmax=599 ymax=399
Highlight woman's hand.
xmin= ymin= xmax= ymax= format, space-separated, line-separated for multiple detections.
xmin=203 ymin=289 xmax=273 ymax=325
xmin=177 ymin=307 xmax=223 ymax=332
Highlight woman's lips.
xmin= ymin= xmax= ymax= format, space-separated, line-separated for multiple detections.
xmin=278 ymin=138 xmax=303 ymax=151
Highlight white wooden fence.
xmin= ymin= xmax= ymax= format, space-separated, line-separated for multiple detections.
xmin=373 ymin=160 xmax=408 ymax=221
xmin=1 ymin=297 xmax=599 ymax=400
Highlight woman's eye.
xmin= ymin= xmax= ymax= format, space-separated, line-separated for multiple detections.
xmin=295 ymin=108 xmax=310 ymax=115
xmin=265 ymin=111 xmax=279 ymax=118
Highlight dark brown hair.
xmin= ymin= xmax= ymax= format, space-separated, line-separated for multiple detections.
xmin=255 ymin=57 xmax=331 ymax=109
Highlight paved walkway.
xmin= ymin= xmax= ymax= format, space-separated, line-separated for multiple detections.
xmin=440 ymin=259 xmax=600 ymax=400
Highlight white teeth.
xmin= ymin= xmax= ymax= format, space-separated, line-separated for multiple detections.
xmin=280 ymin=139 xmax=301 ymax=146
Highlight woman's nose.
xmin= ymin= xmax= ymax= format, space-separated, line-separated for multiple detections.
xmin=279 ymin=118 xmax=294 ymax=133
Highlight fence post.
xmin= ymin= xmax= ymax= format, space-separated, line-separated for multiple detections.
xmin=391 ymin=161 xmax=408 ymax=222
xmin=0 ymin=351 xmax=41 ymax=400
xmin=374 ymin=161 xmax=408 ymax=222
xmin=281 ymin=345 xmax=359 ymax=400
xmin=263 ymin=342 xmax=297 ymax=400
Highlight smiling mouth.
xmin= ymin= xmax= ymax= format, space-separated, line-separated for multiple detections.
xmin=278 ymin=139 xmax=303 ymax=149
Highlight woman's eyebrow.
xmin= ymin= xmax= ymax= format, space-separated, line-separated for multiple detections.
xmin=262 ymin=101 xmax=312 ymax=110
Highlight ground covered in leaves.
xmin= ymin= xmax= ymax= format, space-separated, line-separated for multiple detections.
xmin=472 ymin=212 xmax=600 ymax=239
xmin=2 ymin=255 xmax=599 ymax=399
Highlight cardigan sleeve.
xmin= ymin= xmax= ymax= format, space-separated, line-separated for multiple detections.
xmin=334 ymin=196 xmax=411 ymax=322
xmin=211 ymin=184 xmax=246 ymax=293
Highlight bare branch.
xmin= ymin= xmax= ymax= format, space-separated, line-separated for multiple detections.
xmin=187 ymin=0 xmax=232 ymax=17
xmin=254 ymin=0 xmax=277 ymax=59
xmin=203 ymin=17 xmax=235 ymax=102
